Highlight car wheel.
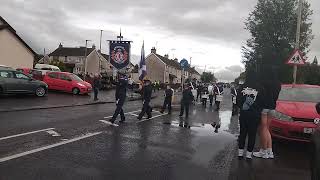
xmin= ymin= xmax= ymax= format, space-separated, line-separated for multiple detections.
xmin=72 ymin=88 xmax=80 ymax=95
xmin=35 ymin=87 xmax=46 ymax=97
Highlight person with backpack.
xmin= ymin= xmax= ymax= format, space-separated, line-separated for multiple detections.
xmin=237 ymin=69 xmax=265 ymax=160
xmin=253 ymin=66 xmax=281 ymax=159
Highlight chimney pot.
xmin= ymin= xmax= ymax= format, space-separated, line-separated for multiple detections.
xmin=151 ymin=47 xmax=156 ymax=54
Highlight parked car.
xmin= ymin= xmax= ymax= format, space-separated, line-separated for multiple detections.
xmin=311 ymin=102 xmax=320 ymax=180
xmin=0 ymin=67 xmax=48 ymax=97
xmin=43 ymin=72 xmax=92 ymax=95
xmin=34 ymin=64 xmax=61 ymax=75
xmin=270 ymin=84 xmax=320 ymax=142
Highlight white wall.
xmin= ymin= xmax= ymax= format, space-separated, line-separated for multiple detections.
xmin=0 ymin=29 xmax=34 ymax=68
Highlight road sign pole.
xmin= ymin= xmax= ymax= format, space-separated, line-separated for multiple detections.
xmin=293 ymin=0 xmax=303 ymax=84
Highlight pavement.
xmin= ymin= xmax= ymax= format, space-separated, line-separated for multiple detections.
xmin=0 ymin=89 xmax=312 ymax=180
xmin=0 ymin=89 xmax=157 ymax=112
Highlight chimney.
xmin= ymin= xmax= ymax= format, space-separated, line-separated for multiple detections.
xmin=164 ymin=54 xmax=169 ymax=59
xmin=59 ymin=43 xmax=63 ymax=48
xmin=151 ymin=47 xmax=156 ymax=54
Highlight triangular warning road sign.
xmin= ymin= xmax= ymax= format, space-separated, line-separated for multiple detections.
xmin=286 ymin=49 xmax=305 ymax=65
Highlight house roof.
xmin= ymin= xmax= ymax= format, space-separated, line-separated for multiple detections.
xmin=101 ymin=53 xmax=110 ymax=60
xmin=154 ymin=54 xmax=182 ymax=70
xmin=49 ymin=47 xmax=95 ymax=57
xmin=187 ymin=67 xmax=200 ymax=75
xmin=0 ymin=16 xmax=37 ymax=57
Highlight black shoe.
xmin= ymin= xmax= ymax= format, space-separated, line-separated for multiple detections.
xmin=119 ymin=119 xmax=125 ymax=123
xmin=147 ymin=115 xmax=152 ymax=119
xmin=179 ymin=114 xmax=183 ymax=117
xmin=160 ymin=110 xmax=164 ymax=114
xmin=109 ymin=119 xmax=115 ymax=124
xmin=168 ymin=112 xmax=171 ymax=115
xmin=137 ymin=117 xmax=142 ymax=120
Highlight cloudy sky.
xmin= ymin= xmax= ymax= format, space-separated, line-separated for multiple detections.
xmin=1 ymin=0 xmax=319 ymax=81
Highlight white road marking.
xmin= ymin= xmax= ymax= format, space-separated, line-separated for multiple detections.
xmin=103 ymin=110 xmax=141 ymax=119
xmin=99 ymin=120 xmax=119 ymax=127
xmin=45 ymin=130 xmax=61 ymax=137
xmin=128 ymin=113 xmax=139 ymax=117
xmin=136 ymin=113 xmax=168 ymax=123
xmin=0 ymin=128 xmax=55 ymax=141
xmin=0 ymin=132 xmax=102 ymax=163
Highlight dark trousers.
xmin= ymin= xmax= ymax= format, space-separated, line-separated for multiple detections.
xmin=196 ymin=92 xmax=202 ymax=101
xmin=202 ymin=98 xmax=207 ymax=107
xmin=138 ymin=102 xmax=152 ymax=119
xmin=180 ymin=102 xmax=190 ymax=118
xmin=238 ymin=112 xmax=259 ymax=152
xmin=111 ymin=99 xmax=125 ymax=121
xmin=215 ymin=101 xmax=220 ymax=109
xmin=209 ymin=95 xmax=214 ymax=105
xmin=161 ymin=98 xmax=172 ymax=113
xmin=93 ymin=87 xmax=99 ymax=100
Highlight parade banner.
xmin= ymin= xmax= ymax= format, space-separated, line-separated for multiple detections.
xmin=109 ymin=41 xmax=131 ymax=70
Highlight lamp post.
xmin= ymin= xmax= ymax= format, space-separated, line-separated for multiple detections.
xmin=293 ymin=0 xmax=303 ymax=84
xmin=84 ymin=39 xmax=91 ymax=80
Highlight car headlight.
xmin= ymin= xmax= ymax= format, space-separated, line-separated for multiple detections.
xmin=77 ymin=83 xmax=86 ymax=87
xmin=272 ymin=111 xmax=293 ymax=122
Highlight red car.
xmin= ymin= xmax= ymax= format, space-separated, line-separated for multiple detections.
xmin=43 ymin=72 xmax=92 ymax=95
xmin=270 ymin=84 xmax=320 ymax=142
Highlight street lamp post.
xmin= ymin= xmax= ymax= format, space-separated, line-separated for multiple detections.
xmin=293 ymin=0 xmax=303 ymax=84
xmin=84 ymin=39 xmax=91 ymax=81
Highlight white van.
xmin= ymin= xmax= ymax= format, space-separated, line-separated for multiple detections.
xmin=34 ymin=64 xmax=61 ymax=75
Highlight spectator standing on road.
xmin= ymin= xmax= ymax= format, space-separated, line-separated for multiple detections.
xmin=236 ymin=69 xmax=265 ymax=160
xmin=253 ymin=67 xmax=281 ymax=159
xmin=93 ymin=73 xmax=101 ymax=101
xmin=179 ymin=84 xmax=194 ymax=118
xmin=214 ymin=84 xmax=224 ymax=111
xmin=160 ymin=85 xmax=174 ymax=114
xmin=138 ymin=79 xmax=153 ymax=120
xmin=110 ymin=72 xmax=128 ymax=124
xmin=208 ymin=84 xmax=214 ymax=106
xmin=231 ymin=84 xmax=239 ymax=115
xmin=196 ymin=83 xmax=203 ymax=102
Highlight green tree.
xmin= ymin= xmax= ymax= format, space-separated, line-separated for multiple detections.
xmin=242 ymin=0 xmax=314 ymax=83
xmin=201 ymin=72 xmax=217 ymax=83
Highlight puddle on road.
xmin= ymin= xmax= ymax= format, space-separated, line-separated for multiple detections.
xmin=163 ymin=110 xmax=239 ymax=140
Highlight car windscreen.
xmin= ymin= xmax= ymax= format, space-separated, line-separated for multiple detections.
xmin=70 ymin=74 xmax=83 ymax=82
xmin=278 ymin=87 xmax=320 ymax=103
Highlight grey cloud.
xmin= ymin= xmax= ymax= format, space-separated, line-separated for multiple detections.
xmin=0 ymin=0 xmax=319 ymax=61
xmin=215 ymin=65 xmax=244 ymax=82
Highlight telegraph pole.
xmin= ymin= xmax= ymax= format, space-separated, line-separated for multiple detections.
xmin=84 ymin=39 xmax=91 ymax=80
xmin=293 ymin=0 xmax=303 ymax=84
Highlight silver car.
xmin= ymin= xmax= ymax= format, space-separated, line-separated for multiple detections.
xmin=0 ymin=67 xmax=48 ymax=97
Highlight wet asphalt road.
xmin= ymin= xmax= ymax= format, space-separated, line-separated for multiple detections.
xmin=0 ymin=89 xmax=312 ymax=180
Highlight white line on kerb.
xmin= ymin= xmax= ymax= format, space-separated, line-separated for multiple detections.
xmin=136 ymin=113 xmax=168 ymax=123
xmin=0 ymin=132 xmax=102 ymax=163
xmin=0 ymin=128 xmax=55 ymax=141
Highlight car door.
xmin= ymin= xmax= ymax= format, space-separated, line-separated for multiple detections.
xmin=46 ymin=72 xmax=60 ymax=90
xmin=0 ymin=70 xmax=16 ymax=93
xmin=59 ymin=74 xmax=73 ymax=92
xmin=13 ymin=72 xmax=34 ymax=93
